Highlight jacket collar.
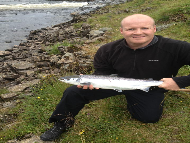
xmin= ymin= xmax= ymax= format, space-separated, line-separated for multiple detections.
xmin=124 ymin=36 xmax=158 ymax=50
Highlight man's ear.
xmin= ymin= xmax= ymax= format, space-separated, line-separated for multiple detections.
xmin=154 ymin=25 xmax=157 ymax=32
xmin=120 ymin=27 xmax=123 ymax=34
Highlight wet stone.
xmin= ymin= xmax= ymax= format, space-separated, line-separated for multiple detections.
xmin=8 ymin=61 xmax=35 ymax=70
xmin=3 ymin=101 xmax=17 ymax=108
xmin=8 ymin=79 xmax=40 ymax=92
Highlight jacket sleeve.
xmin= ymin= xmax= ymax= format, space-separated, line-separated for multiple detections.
xmin=172 ymin=41 xmax=190 ymax=88
xmin=93 ymin=47 xmax=115 ymax=75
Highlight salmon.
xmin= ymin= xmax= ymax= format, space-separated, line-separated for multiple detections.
xmin=59 ymin=75 xmax=163 ymax=92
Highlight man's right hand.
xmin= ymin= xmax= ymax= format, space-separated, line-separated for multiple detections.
xmin=77 ymin=74 xmax=99 ymax=90
xmin=77 ymin=85 xmax=99 ymax=90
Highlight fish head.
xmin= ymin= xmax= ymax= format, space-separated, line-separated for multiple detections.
xmin=59 ymin=75 xmax=81 ymax=84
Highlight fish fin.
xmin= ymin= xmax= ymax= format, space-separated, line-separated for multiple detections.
xmin=109 ymin=74 xmax=118 ymax=77
xmin=114 ymin=89 xmax=122 ymax=92
xmin=141 ymin=87 xmax=150 ymax=92
xmin=80 ymin=82 xmax=91 ymax=85
xmin=148 ymin=78 xmax=153 ymax=81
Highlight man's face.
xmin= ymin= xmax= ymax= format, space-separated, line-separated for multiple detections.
xmin=120 ymin=16 xmax=156 ymax=49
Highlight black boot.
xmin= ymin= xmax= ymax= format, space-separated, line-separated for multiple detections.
xmin=40 ymin=122 xmax=67 ymax=141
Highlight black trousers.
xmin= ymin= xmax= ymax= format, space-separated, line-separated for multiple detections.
xmin=49 ymin=85 xmax=165 ymax=124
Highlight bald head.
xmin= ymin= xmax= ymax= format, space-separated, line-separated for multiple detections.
xmin=121 ymin=14 xmax=155 ymax=28
xmin=120 ymin=14 xmax=156 ymax=49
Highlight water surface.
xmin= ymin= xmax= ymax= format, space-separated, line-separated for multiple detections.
xmin=0 ymin=0 xmax=88 ymax=50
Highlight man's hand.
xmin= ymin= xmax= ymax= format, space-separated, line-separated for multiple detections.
xmin=77 ymin=85 xmax=99 ymax=90
xmin=158 ymin=78 xmax=180 ymax=91
xmin=77 ymin=74 xmax=99 ymax=90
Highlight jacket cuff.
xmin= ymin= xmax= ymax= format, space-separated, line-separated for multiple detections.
xmin=172 ymin=76 xmax=190 ymax=88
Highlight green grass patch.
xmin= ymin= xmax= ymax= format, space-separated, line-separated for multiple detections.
xmin=58 ymin=93 xmax=190 ymax=142
xmin=45 ymin=41 xmax=74 ymax=55
xmin=45 ymin=42 xmax=62 ymax=55
xmin=0 ymin=88 xmax=9 ymax=95
xmin=156 ymin=23 xmax=190 ymax=41
xmin=0 ymin=75 xmax=70 ymax=141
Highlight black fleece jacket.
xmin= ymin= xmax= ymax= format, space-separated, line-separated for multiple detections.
xmin=93 ymin=35 xmax=190 ymax=88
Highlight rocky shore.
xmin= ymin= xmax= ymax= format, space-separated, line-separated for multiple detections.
xmin=0 ymin=9 xmax=111 ymax=97
xmin=0 ymin=1 xmax=125 ymax=142
xmin=0 ymin=0 xmax=131 ymax=99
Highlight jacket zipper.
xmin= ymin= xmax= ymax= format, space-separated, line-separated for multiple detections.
xmin=133 ymin=50 xmax=136 ymax=70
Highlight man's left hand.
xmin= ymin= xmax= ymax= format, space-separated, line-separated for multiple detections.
xmin=158 ymin=78 xmax=180 ymax=91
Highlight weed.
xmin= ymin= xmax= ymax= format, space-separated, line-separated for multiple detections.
xmin=0 ymin=88 xmax=9 ymax=95
xmin=45 ymin=41 xmax=74 ymax=55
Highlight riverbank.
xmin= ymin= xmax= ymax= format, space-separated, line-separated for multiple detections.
xmin=0 ymin=2 xmax=130 ymax=142
xmin=0 ymin=0 xmax=129 ymax=51
xmin=0 ymin=0 xmax=129 ymax=89
xmin=0 ymin=0 xmax=131 ymax=90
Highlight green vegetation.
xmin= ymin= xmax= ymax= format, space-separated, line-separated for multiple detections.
xmin=0 ymin=88 xmax=9 ymax=95
xmin=1 ymin=0 xmax=190 ymax=142
xmin=0 ymin=75 xmax=70 ymax=141
xmin=45 ymin=41 xmax=74 ymax=55
xmin=46 ymin=42 xmax=62 ymax=55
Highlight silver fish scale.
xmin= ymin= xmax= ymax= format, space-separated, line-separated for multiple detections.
xmin=80 ymin=75 xmax=157 ymax=82
xmin=59 ymin=75 xmax=163 ymax=92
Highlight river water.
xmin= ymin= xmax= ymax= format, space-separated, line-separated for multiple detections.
xmin=0 ymin=0 xmax=90 ymax=51
xmin=0 ymin=0 xmax=128 ymax=51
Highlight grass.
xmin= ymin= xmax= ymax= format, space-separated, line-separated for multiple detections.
xmin=0 ymin=88 xmax=9 ymax=95
xmin=1 ymin=0 xmax=190 ymax=142
xmin=45 ymin=41 xmax=76 ymax=55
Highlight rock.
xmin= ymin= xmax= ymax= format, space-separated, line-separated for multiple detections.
xmin=0 ymin=51 xmax=12 ymax=56
xmin=99 ymin=27 xmax=112 ymax=32
xmin=85 ymin=36 xmax=105 ymax=44
xmin=71 ymin=12 xmax=89 ymax=23
xmin=50 ymin=55 xmax=59 ymax=63
xmin=5 ymin=40 xmax=12 ymax=43
xmin=2 ymin=73 xmax=20 ymax=80
xmin=8 ymin=79 xmax=40 ymax=92
xmin=6 ymin=139 xmax=17 ymax=143
xmin=0 ymin=57 xmax=4 ymax=62
xmin=61 ymin=53 xmax=75 ymax=63
xmin=19 ymin=70 xmax=35 ymax=77
xmin=124 ymin=8 xmax=130 ymax=13
xmin=0 ymin=93 xmax=18 ymax=100
xmin=89 ymin=30 xmax=105 ymax=39
xmin=57 ymin=58 xmax=65 ymax=64
xmin=81 ymin=23 xmax=91 ymax=30
xmin=32 ymin=55 xmax=42 ymax=62
xmin=3 ymin=101 xmax=17 ymax=108
xmin=7 ymin=61 xmax=35 ymax=70
xmin=141 ymin=7 xmax=153 ymax=12
xmin=36 ymin=61 xmax=49 ymax=68
xmin=156 ymin=23 xmax=175 ymax=31
xmin=7 ymin=135 xmax=54 ymax=143
xmin=51 ymin=68 xmax=60 ymax=74
xmin=4 ymin=122 xmax=22 ymax=131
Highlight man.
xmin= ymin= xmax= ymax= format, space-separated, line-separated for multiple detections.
xmin=40 ymin=14 xmax=190 ymax=141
